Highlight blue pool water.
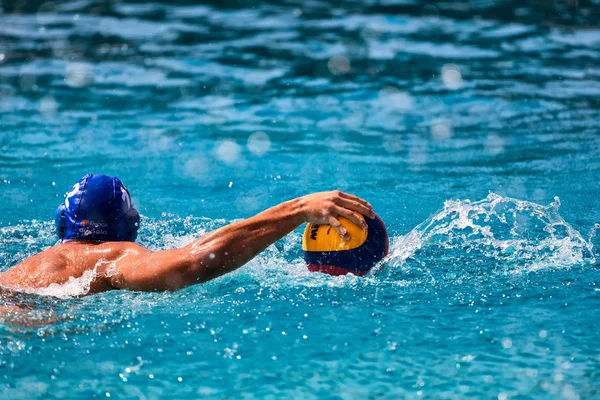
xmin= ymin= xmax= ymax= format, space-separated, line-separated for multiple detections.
xmin=1 ymin=0 xmax=600 ymax=398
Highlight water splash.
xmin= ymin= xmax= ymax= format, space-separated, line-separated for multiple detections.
xmin=379 ymin=193 xmax=595 ymax=283
xmin=10 ymin=259 xmax=118 ymax=299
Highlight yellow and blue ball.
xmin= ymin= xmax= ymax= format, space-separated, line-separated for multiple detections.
xmin=302 ymin=212 xmax=389 ymax=276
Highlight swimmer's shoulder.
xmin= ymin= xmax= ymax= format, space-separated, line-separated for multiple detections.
xmin=58 ymin=240 xmax=151 ymax=258
xmin=40 ymin=241 xmax=150 ymax=272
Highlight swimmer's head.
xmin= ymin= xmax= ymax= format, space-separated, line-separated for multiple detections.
xmin=55 ymin=174 xmax=140 ymax=242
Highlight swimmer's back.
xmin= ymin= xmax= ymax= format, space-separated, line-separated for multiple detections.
xmin=0 ymin=241 xmax=148 ymax=294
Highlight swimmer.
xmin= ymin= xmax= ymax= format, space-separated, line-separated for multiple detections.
xmin=0 ymin=174 xmax=374 ymax=294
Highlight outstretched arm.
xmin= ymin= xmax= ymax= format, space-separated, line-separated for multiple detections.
xmin=112 ymin=191 xmax=374 ymax=291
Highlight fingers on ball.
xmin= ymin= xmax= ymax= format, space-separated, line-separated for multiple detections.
xmin=328 ymin=216 xmax=349 ymax=240
xmin=340 ymin=192 xmax=371 ymax=207
xmin=337 ymin=207 xmax=368 ymax=231
xmin=337 ymin=198 xmax=374 ymax=219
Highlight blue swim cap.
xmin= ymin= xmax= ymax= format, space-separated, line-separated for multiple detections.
xmin=55 ymin=174 xmax=140 ymax=242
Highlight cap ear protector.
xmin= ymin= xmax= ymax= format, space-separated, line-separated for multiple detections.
xmin=55 ymin=174 xmax=140 ymax=242
xmin=55 ymin=203 xmax=67 ymax=240
xmin=125 ymin=206 xmax=140 ymax=242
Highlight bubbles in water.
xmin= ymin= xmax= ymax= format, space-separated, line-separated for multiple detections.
xmin=430 ymin=119 xmax=453 ymax=140
xmin=39 ymin=96 xmax=58 ymax=116
xmin=0 ymin=54 xmax=5 ymax=62
xmin=328 ymin=56 xmax=351 ymax=75
xmin=65 ymin=63 xmax=94 ymax=88
xmin=441 ymin=64 xmax=463 ymax=90
xmin=37 ymin=2 xmax=57 ymax=25
xmin=247 ymin=132 xmax=271 ymax=156
xmin=485 ymin=133 xmax=505 ymax=155
xmin=214 ymin=140 xmax=241 ymax=165
xmin=379 ymin=86 xmax=414 ymax=111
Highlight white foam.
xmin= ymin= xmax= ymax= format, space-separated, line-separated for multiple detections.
xmin=383 ymin=193 xmax=595 ymax=278
xmin=12 ymin=258 xmax=118 ymax=299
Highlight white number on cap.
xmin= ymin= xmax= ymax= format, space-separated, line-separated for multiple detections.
xmin=65 ymin=182 xmax=80 ymax=208
xmin=121 ymin=186 xmax=132 ymax=210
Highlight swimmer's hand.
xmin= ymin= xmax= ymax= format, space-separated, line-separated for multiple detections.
xmin=299 ymin=191 xmax=374 ymax=240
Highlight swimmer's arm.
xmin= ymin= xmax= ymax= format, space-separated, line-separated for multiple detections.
xmin=112 ymin=191 xmax=374 ymax=291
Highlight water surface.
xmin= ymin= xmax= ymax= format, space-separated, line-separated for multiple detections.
xmin=1 ymin=1 xmax=600 ymax=398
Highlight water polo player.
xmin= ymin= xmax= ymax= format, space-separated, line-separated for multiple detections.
xmin=0 ymin=174 xmax=375 ymax=293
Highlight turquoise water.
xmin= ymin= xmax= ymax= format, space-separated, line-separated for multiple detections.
xmin=1 ymin=0 xmax=600 ymax=398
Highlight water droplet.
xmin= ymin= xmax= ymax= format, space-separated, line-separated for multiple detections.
xmin=554 ymin=372 xmax=564 ymax=382
xmin=39 ymin=95 xmax=58 ymax=116
xmin=379 ymin=86 xmax=414 ymax=111
xmin=214 ymin=140 xmax=241 ymax=165
xmin=183 ymin=157 xmax=209 ymax=180
xmin=441 ymin=64 xmax=463 ymax=90
xmin=430 ymin=119 xmax=453 ymax=140
xmin=37 ymin=2 xmax=57 ymax=25
xmin=485 ymin=133 xmax=505 ymax=155
xmin=247 ymin=131 xmax=271 ymax=156
xmin=501 ymin=338 xmax=512 ymax=349
xmin=561 ymin=384 xmax=580 ymax=400
xmin=65 ymin=63 xmax=94 ymax=87
xmin=328 ymin=55 xmax=351 ymax=75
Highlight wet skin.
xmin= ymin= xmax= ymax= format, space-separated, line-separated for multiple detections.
xmin=0 ymin=191 xmax=374 ymax=294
